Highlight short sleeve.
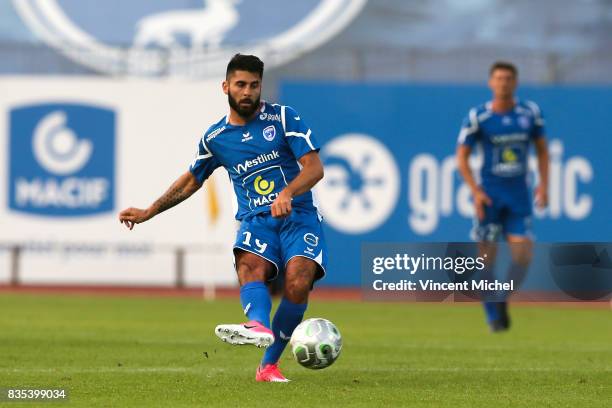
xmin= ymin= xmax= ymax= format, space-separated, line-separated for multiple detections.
xmin=457 ymin=108 xmax=480 ymax=147
xmin=282 ymin=105 xmax=320 ymax=160
xmin=189 ymin=135 xmax=221 ymax=184
xmin=526 ymin=101 xmax=545 ymax=139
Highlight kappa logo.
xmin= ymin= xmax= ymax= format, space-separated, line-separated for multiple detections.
xmin=14 ymin=0 xmax=367 ymax=77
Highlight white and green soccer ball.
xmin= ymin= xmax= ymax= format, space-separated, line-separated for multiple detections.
xmin=290 ymin=318 xmax=342 ymax=369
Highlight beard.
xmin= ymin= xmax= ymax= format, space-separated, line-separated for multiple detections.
xmin=228 ymin=93 xmax=260 ymax=119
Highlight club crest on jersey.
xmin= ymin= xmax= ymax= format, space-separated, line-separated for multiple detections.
xmin=263 ymin=125 xmax=276 ymax=141
xmin=13 ymin=0 xmax=367 ymax=78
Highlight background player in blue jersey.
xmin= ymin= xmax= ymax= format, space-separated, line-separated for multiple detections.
xmin=118 ymin=54 xmax=326 ymax=382
xmin=456 ymin=61 xmax=549 ymax=332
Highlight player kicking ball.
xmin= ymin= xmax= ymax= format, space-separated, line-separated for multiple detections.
xmin=119 ymin=54 xmax=326 ymax=382
xmin=456 ymin=61 xmax=549 ymax=332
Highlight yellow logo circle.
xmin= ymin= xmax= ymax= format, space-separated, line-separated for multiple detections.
xmin=502 ymin=147 xmax=517 ymax=162
xmin=254 ymin=175 xmax=275 ymax=195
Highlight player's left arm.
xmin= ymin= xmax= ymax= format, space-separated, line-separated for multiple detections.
xmin=272 ymin=105 xmax=323 ymax=218
xmin=534 ymin=136 xmax=549 ymax=208
xmin=529 ymin=101 xmax=549 ymax=209
xmin=271 ymin=151 xmax=323 ymax=218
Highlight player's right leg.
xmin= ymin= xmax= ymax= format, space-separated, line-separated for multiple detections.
xmin=496 ymin=214 xmax=534 ymax=331
xmin=214 ymin=215 xmax=281 ymax=348
xmin=215 ymin=250 xmax=277 ymax=347
xmin=477 ymin=240 xmax=506 ymax=331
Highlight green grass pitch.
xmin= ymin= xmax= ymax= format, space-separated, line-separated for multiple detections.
xmin=0 ymin=293 xmax=610 ymax=407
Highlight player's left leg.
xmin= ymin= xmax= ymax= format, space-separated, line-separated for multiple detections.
xmin=257 ymin=257 xmax=319 ymax=382
xmin=256 ymin=256 xmax=319 ymax=382
xmin=498 ymin=213 xmax=534 ymax=330
xmin=264 ymin=257 xmax=318 ymax=360
xmin=256 ymin=209 xmax=327 ymax=382
xmin=505 ymin=234 xmax=533 ymax=283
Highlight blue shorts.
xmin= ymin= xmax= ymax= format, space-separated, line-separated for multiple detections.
xmin=472 ymin=185 xmax=533 ymax=242
xmin=233 ymin=208 xmax=327 ymax=283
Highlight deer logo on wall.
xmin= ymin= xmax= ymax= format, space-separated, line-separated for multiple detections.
xmin=14 ymin=0 xmax=367 ymax=76
xmin=134 ymin=0 xmax=240 ymax=50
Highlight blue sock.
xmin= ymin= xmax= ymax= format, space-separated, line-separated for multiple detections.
xmin=479 ymin=263 xmax=500 ymax=323
xmin=483 ymin=301 xmax=500 ymax=323
xmin=239 ymin=281 xmax=271 ymax=328
xmin=506 ymin=262 xmax=528 ymax=291
xmin=262 ymin=297 xmax=307 ymax=365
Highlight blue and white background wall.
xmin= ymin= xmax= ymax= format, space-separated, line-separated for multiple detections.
xmin=0 ymin=78 xmax=237 ymax=285
xmin=282 ymin=83 xmax=611 ymax=286
xmin=0 ymin=0 xmax=611 ymax=287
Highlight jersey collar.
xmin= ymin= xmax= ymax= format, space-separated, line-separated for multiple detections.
xmin=486 ymin=98 xmax=519 ymax=114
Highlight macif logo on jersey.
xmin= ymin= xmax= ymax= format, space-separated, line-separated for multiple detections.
xmin=8 ymin=103 xmax=116 ymax=216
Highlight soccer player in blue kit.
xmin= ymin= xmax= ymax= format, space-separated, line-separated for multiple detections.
xmin=456 ymin=61 xmax=549 ymax=332
xmin=119 ymin=54 xmax=326 ymax=381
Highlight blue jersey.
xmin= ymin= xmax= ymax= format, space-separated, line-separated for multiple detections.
xmin=457 ymin=100 xmax=545 ymax=187
xmin=189 ymin=102 xmax=320 ymax=220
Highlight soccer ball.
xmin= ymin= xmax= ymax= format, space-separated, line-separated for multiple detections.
xmin=290 ymin=318 xmax=342 ymax=369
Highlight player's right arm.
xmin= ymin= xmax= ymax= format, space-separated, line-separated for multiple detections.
xmin=456 ymin=108 xmax=491 ymax=221
xmin=119 ymin=129 xmax=222 ymax=230
xmin=456 ymin=145 xmax=491 ymax=221
xmin=118 ymin=171 xmax=202 ymax=230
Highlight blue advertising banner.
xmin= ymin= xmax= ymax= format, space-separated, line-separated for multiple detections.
xmin=9 ymin=103 xmax=116 ymax=217
xmin=281 ymin=83 xmax=611 ymax=285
